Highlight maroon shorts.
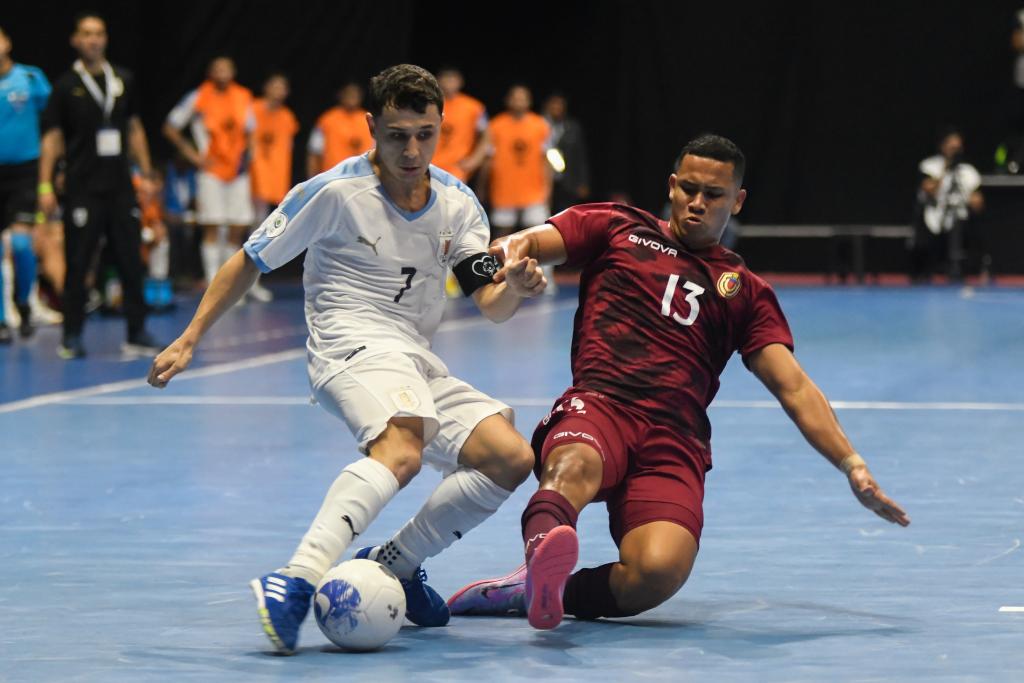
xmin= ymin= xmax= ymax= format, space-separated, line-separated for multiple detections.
xmin=531 ymin=388 xmax=711 ymax=546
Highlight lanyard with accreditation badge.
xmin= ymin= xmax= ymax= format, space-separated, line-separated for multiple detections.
xmin=73 ymin=59 xmax=122 ymax=157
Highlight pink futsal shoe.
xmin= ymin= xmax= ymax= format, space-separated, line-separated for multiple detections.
xmin=447 ymin=563 xmax=527 ymax=616
xmin=525 ymin=525 xmax=579 ymax=630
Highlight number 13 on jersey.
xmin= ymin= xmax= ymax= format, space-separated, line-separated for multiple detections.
xmin=661 ymin=274 xmax=704 ymax=326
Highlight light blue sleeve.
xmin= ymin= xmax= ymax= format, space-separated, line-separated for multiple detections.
xmin=28 ymin=67 xmax=52 ymax=112
xmin=244 ymin=181 xmax=339 ymax=273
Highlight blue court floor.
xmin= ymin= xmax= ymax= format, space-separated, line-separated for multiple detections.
xmin=2 ymin=283 xmax=1023 ymax=682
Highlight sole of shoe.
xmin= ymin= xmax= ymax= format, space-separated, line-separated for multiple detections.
xmin=121 ymin=343 xmax=160 ymax=357
xmin=57 ymin=346 xmax=84 ymax=360
xmin=526 ymin=526 xmax=579 ymax=630
xmin=447 ymin=564 xmax=527 ymax=615
xmin=249 ymin=578 xmax=293 ymax=655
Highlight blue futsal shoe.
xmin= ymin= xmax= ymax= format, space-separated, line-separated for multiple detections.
xmin=250 ymin=572 xmax=316 ymax=654
xmin=355 ymin=546 xmax=451 ymax=626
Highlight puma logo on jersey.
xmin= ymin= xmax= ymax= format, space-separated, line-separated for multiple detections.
xmin=629 ymin=233 xmax=678 ymax=257
xmin=358 ymin=235 xmax=382 ymax=255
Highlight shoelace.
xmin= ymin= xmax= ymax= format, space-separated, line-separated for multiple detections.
xmin=404 ymin=567 xmax=429 ymax=585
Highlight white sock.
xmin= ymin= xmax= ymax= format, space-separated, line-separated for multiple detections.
xmin=282 ymin=457 xmax=399 ymax=585
xmin=149 ymin=239 xmax=170 ymax=280
xmin=200 ymin=242 xmax=220 ymax=284
xmin=374 ymin=467 xmax=512 ymax=579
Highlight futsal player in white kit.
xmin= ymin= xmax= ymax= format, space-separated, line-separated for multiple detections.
xmin=147 ymin=64 xmax=546 ymax=654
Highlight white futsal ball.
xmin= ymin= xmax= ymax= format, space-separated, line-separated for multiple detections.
xmin=313 ymin=559 xmax=406 ymax=651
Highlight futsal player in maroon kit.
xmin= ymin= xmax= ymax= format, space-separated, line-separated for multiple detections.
xmin=447 ymin=134 xmax=910 ymax=630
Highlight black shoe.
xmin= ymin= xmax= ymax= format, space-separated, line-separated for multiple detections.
xmin=16 ymin=303 xmax=34 ymax=339
xmin=58 ymin=334 xmax=86 ymax=359
xmin=0 ymin=325 xmax=12 ymax=345
xmin=123 ymin=329 xmax=163 ymax=356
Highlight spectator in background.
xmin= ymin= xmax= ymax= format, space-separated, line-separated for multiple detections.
xmin=543 ymin=93 xmax=590 ymax=214
xmin=485 ymin=85 xmax=551 ymax=239
xmin=163 ymin=56 xmax=254 ymax=288
xmin=910 ymin=127 xmax=985 ymax=283
xmin=485 ymin=85 xmax=553 ymax=291
xmin=1004 ymin=7 xmax=1024 ymax=173
xmin=249 ymin=71 xmax=298 ymax=302
xmin=133 ymin=168 xmax=172 ymax=310
xmin=306 ymin=83 xmax=372 ymax=177
xmin=0 ymin=25 xmax=50 ymax=343
xmin=39 ymin=12 xmax=159 ymax=359
xmin=433 ymin=67 xmax=489 ymax=183
xmin=163 ymin=153 xmax=198 ymax=287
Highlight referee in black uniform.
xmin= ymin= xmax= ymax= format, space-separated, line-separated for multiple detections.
xmin=38 ymin=12 xmax=159 ymax=359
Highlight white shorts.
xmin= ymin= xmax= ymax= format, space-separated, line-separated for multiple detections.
xmin=489 ymin=203 xmax=549 ymax=230
xmin=312 ymin=353 xmax=513 ymax=476
xmin=197 ymin=171 xmax=254 ymax=226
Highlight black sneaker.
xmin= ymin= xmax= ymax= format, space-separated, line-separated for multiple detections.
xmin=123 ymin=329 xmax=163 ymax=356
xmin=58 ymin=334 xmax=86 ymax=359
xmin=0 ymin=325 xmax=12 ymax=345
xmin=16 ymin=303 xmax=34 ymax=339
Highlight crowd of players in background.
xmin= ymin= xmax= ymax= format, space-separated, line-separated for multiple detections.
xmin=0 ymin=13 xmax=591 ymax=356
xmin=3 ymin=8 xmax=1022 ymax=355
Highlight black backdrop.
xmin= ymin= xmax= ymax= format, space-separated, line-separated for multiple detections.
xmin=4 ymin=0 xmax=1021 ymax=224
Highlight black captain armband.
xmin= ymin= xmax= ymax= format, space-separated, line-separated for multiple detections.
xmin=453 ymin=252 xmax=500 ymax=295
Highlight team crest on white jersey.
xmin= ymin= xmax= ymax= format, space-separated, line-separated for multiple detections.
xmin=437 ymin=227 xmax=454 ymax=265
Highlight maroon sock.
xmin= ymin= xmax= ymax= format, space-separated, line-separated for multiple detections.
xmin=562 ymin=563 xmax=638 ymax=619
xmin=521 ymin=489 xmax=579 ymax=563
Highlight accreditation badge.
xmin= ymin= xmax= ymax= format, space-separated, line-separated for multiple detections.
xmin=96 ymin=127 xmax=122 ymax=157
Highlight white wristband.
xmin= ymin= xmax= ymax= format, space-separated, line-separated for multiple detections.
xmin=839 ymin=453 xmax=867 ymax=474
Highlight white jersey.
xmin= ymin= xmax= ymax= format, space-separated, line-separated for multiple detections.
xmin=243 ymin=153 xmax=491 ymax=390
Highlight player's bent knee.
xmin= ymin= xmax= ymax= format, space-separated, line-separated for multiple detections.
xmin=367 ymin=418 xmax=425 ymax=486
xmin=541 ymin=445 xmax=603 ymax=491
xmin=457 ymin=415 xmax=534 ymax=490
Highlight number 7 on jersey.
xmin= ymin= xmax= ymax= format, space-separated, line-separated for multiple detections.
xmin=394 ymin=267 xmax=416 ymax=303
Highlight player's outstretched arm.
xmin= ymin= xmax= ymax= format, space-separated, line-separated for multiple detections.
xmin=490 ymin=224 xmax=568 ymax=271
xmin=748 ymin=343 xmax=911 ymax=526
xmin=147 ymin=251 xmax=259 ymax=388
xmin=471 ymin=225 xmax=570 ymax=322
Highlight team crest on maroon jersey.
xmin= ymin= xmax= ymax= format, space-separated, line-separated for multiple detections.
xmin=717 ymin=272 xmax=741 ymax=298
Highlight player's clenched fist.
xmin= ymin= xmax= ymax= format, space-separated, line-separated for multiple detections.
xmin=147 ymin=338 xmax=195 ymax=388
xmin=488 ymin=235 xmax=545 ymax=297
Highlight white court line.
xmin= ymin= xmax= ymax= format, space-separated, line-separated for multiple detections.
xmin=62 ymin=395 xmax=1024 ymax=411
xmin=975 ymin=539 xmax=1021 ymax=566
xmin=0 ymin=300 xmax=577 ymax=415
xmin=74 ymin=395 xmax=312 ymax=405
xmin=0 ymin=349 xmax=305 ymax=415
xmin=1000 ymin=606 xmax=1024 ymax=613
xmin=712 ymin=400 xmax=1024 ymax=411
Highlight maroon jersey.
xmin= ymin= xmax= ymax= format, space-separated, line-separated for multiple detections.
xmin=548 ymin=203 xmax=794 ymax=450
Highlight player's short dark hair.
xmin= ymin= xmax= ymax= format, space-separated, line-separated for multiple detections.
xmin=368 ymin=64 xmax=444 ymax=117
xmin=73 ymin=11 xmax=105 ymax=32
xmin=264 ymin=70 xmax=288 ymax=83
xmin=676 ymin=134 xmax=745 ymax=183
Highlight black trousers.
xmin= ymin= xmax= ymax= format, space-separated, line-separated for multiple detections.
xmin=63 ymin=190 xmax=146 ymax=338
